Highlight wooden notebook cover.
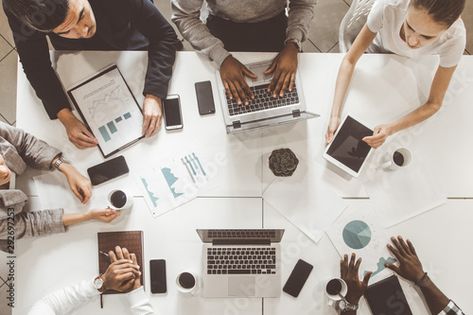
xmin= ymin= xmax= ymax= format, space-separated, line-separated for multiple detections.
xmin=97 ymin=231 xmax=144 ymax=294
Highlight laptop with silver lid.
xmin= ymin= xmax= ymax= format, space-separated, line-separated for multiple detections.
xmin=216 ymin=60 xmax=319 ymax=133
xmin=197 ymin=229 xmax=284 ymax=298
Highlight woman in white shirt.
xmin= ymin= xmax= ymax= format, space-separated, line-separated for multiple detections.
xmin=326 ymin=0 xmax=466 ymax=148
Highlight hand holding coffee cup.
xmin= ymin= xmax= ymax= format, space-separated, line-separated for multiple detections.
xmin=381 ymin=148 xmax=412 ymax=171
xmin=108 ymin=189 xmax=133 ymax=210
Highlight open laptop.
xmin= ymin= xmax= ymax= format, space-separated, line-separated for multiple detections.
xmin=197 ymin=229 xmax=284 ymax=297
xmin=216 ymin=60 xmax=319 ymax=133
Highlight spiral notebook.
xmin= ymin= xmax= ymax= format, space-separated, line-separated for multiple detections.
xmin=97 ymin=231 xmax=144 ymax=295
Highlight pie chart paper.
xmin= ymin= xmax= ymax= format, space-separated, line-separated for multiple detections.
xmin=343 ymin=220 xmax=372 ymax=250
xmin=327 ymin=204 xmax=393 ymax=280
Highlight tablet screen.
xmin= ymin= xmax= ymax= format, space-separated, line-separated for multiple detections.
xmin=326 ymin=116 xmax=373 ymax=173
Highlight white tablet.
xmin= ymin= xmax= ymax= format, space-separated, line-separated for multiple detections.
xmin=323 ymin=115 xmax=374 ymax=177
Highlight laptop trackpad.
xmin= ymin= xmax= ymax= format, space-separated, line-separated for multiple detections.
xmin=228 ymin=277 xmax=256 ymax=296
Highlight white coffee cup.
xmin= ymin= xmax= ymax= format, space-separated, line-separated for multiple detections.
xmin=107 ymin=189 xmax=133 ymax=210
xmin=381 ymin=148 xmax=412 ymax=171
xmin=325 ymin=278 xmax=348 ymax=301
xmin=176 ymin=271 xmax=199 ymax=295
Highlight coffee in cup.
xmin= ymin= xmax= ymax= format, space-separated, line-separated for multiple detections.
xmin=107 ymin=189 xmax=133 ymax=210
xmin=325 ymin=278 xmax=348 ymax=301
xmin=176 ymin=271 xmax=198 ymax=295
xmin=381 ymin=148 xmax=412 ymax=171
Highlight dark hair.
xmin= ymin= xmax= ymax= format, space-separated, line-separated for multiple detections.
xmin=4 ymin=0 xmax=69 ymax=32
xmin=412 ymin=0 xmax=465 ymax=27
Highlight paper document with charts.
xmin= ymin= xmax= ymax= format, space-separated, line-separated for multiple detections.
xmin=135 ymin=152 xmax=210 ymax=217
xmin=67 ymin=65 xmax=144 ymax=158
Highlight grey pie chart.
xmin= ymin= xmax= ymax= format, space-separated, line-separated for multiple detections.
xmin=342 ymin=220 xmax=372 ymax=250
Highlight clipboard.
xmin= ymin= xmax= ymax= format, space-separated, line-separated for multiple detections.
xmin=67 ymin=65 xmax=144 ymax=158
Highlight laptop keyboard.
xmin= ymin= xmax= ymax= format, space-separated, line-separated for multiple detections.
xmin=227 ymin=83 xmax=299 ymax=116
xmin=208 ymin=229 xmax=277 ymax=239
xmin=207 ymin=247 xmax=277 ymax=275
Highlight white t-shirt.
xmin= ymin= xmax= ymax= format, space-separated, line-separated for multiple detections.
xmin=366 ymin=0 xmax=466 ymax=67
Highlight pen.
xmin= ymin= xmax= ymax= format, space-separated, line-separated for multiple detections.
xmin=99 ymin=250 xmax=109 ymax=258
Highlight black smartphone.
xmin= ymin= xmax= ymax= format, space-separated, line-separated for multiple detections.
xmin=282 ymin=259 xmax=314 ymax=297
xmin=163 ymin=95 xmax=183 ymax=130
xmin=150 ymin=259 xmax=167 ymax=294
xmin=87 ymin=155 xmax=129 ymax=186
xmin=195 ymin=81 xmax=215 ymax=115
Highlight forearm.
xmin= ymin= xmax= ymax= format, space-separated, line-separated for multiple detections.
xmin=330 ymin=58 xmax=356 ymax=119
xmin=171 ymin=0 xmax=229 ymax=66
xmin=0 ymin=210 xmax=66 ymax=240
xmin=388 ymin=101 xmax=441 ymax=134
xmin=63 ymin=212 xmax=91 ymax=226
xmin=418 ymin=275 xmax=449 ymax=315
xmin=127 ymin=286 xmax=155 ymax=315
xmin=287 ymin=0 xmax=316 ymax=44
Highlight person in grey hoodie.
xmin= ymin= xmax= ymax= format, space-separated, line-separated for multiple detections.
xmin=171 ymin=0 xmax=316 ymax=105
xmin=0 ymin=122 xmax=119 ymax=253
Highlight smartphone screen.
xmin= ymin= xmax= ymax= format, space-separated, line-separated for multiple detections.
xmin=150 ymin=259 xmax=167 ymax=294
xmin=164 ymin=96 xmax=183 ymax=129
xmin=195 ymin=81 xmax=215 ymax=115
xmin=87 ymin=155 xmax=129 ymax=186
xmin=282 ymin=259 xmax=313 ymax=297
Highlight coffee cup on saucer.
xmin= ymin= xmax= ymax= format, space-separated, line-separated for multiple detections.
xmin=325 ymin=278 xmax=348 ymax=301
xmin=381 ymin=148 xmax=412 ymax=171
xmin=107 ymin=189 xmax=133 ymax=211
xmin=176 ymin=271 xmax=199 ymax=295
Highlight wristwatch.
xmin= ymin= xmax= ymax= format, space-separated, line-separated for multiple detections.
xmin=93 ymin=275 xmax=105 ymax=292
xmin=337 ymin=299 xmax=359 ymax=312
xmin=52 ymin=155 xmax=65 ymax=170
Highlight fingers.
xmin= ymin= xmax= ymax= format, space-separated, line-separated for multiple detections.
xmin=354 ymin=257 xmax=362 ymax=273
xmin=72 ymin=133 xmax=97 ymax=148
xmin=387 ymin=243 xmax=402 ymax=261
xmin=349 ymin=253 xmax=356 ymax=270
xmin=340 ymin=254 xmax=348 ymax=278
xmin=326 ymin=131 xmax=334 ymax=144
xmin=264 ymin=58 xmax=278 ymax=75
xmin=268 ymin=71 xmax=281 ymax=97
xmin=115 ymin=246 xmax=124 ymax=260
xmin=407 ymin=239 xmax=417 ymax=256
xmin=108 ymin=250 xmax=118 ymax=263
xmin=131 ymin=253 xmax=138 ymax=265
xmin=274 ymin=72 xmax=291 ymax=97
xmin=115 ymin=271 xmax=137 ymax=282
xmin=80 ymin=182 xmax=92 ymax=204
xmin=385 ymin=263 xmax=400 ymax=274
xmin=242 ymin=66 xmax=257 ymax=79
xmin=362 ymin=271 xmax=372 ymax=287
xmin=142 ymin=114 xmax=152 ymax=136
xmin=391 ymin=237 xmax=407 ymax=256
xmin=289 ymin=73 xmax=296 ymax=91
xmin=144 ymin=115 xmax=160 ymax=137
xmin=122 ymin=247 xmax=131 ymax=260
xmin=397 ymin=236 xmax=411 ymax=256
xmin=227 ymin=81 xmax=241 ymax=104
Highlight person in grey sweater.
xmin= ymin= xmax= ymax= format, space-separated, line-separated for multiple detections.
xmin=0 ymin=122 xmax=119 ymax=253
xmin=171 ymin=0 xmax=316 ymax=105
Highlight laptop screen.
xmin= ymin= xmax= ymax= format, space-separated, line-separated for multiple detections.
xmin=197 ymin=229 xmax=284 ymax=243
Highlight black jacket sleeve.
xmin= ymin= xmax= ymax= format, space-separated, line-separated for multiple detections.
xmin=3 ymin=6 xmax=71 ymax=119
xmin=130 ymin=0 xmax=179 ymax=99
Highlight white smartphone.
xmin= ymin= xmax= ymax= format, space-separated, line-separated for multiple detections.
xmin=163 ymin=94 xmax=183 ymax=131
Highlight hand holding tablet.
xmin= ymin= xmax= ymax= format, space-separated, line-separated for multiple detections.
xmin=324 ymin=115 xmax=374 ymax=177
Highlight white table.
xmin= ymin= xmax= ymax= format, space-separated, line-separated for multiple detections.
xmin=15 ymin=51 xmax=473 ymax=315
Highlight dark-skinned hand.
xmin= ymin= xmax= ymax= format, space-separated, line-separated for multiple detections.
xmin=340 ymin=253 xmax=372 ymax=304
xmin=265 ymin=42 xmax=299 ymax=98
xmin=386 ymin=236 xmax=425 ymax=283
xmin=220 ymin=55 xmax=257 ymax=106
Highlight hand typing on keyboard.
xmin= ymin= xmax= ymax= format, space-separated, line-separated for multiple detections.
xmin=265 ymin=42 xmax=299 ymax=98
xmin=220 ymin=56 xmax=257 ymax=106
